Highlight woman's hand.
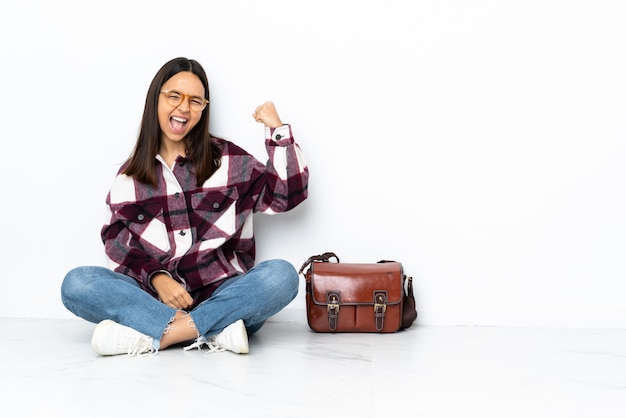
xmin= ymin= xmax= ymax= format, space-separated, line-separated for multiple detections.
xmin=252 ymin=101 xmax=283 ymax=128
xmin=151 ymin=273 xmax=194 ymax=310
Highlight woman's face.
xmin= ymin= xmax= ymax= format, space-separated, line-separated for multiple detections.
xmin=158 ymin=71 xmax=206 ymax=146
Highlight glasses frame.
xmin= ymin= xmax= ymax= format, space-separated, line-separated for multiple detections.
xmin=160 ymin=89 xmax=209 ymax=111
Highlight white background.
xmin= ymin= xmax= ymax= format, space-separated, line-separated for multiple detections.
xmin=1 ymin=0 xmax=624 ymax=328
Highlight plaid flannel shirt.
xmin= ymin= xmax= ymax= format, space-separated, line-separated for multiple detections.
xmin=101 ymin=124 xmax=308 ymax=299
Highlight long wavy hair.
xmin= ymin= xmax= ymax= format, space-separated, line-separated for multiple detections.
xmin=122 ymin=57 xmax=222 ymax=187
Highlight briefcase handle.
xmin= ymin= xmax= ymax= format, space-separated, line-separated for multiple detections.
xmin=298 ymin=251 xmax=340 ymax=275
xmin=298 ymin=253 xmax=400 ymax=275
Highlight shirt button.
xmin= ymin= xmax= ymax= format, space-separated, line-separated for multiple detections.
xmin=213 ymin=202 xmax=220 ymax=209
xmin=175 ymin=192 xmax=181 ymax=198
xmin=137 ymin=214 xmax=145 ymax=221
xmin=179 ymin=230 xmax=186 ymax=236
xmin=275 ymin=134 xmax=282 ymax=140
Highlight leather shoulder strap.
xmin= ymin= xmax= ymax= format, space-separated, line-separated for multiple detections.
xmin=298 ymin=252 xmax=340 ymax=274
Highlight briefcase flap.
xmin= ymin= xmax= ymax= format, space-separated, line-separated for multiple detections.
xmin=309 ymin=261 xmax=404 ymax=306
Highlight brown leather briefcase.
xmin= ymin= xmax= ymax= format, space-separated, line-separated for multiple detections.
xmin=299 ymin=252 xmax=417 ymax=333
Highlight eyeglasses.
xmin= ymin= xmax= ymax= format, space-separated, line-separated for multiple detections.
xmin=160 ymin=90 xmax=209 ymax=111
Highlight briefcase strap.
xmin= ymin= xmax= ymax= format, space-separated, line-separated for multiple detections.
xmin=374 ymin=291 xmax=388 ymax=331
xmin=298 ymin=251 xmax=340 ymax=274
xmin=326 ymin=291 xmax=340 ymax=331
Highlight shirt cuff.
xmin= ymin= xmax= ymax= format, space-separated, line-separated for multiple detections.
xmin=265 ymin=124 xmax=292 ymax=143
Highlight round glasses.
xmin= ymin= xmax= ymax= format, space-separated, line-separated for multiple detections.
xmin=160 ymin=90 xmax=209 ymax=112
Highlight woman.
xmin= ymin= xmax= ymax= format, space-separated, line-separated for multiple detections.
xmin=61 ymin=57 xmax=309 ymax=356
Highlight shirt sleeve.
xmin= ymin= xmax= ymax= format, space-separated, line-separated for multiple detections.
xmin=255 ymin=124 xmax=309 ymax=214
xmin=100 ymin=187 xmax=172 ymax=295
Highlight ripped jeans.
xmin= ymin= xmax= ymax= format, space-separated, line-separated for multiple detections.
xmin=61 ymin=259 xmax=299 ymax=348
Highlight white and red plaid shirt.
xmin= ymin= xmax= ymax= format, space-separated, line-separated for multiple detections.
xmin=101 ymin=124 xmax=308 ymax=300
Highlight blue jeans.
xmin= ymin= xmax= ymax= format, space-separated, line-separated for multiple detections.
xmin=61 ymin=259 xmax=299 ymax=348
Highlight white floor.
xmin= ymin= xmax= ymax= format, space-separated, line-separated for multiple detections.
xmin=2 ymin=318 xmax=626 ymax=418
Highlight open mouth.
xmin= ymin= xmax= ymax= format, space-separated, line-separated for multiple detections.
xmin=170 ymin=116 xmax=188 ymax=134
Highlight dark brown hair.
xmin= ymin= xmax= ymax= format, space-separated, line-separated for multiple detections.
xmin=122 ymin=57 xmax=221 ymax=187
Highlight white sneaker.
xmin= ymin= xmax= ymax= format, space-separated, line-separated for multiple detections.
xmin=91 ymin=319 xmax=157 ymax=356
xmin=184 ymin=319 xmax=249 ymax=354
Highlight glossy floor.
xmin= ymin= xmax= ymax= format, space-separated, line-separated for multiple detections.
xmin=2 ymin=318 xmax=625 ymax=417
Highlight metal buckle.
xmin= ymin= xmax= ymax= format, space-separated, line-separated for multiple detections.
xmin=328 ymin=293 xmax=340 ymax=313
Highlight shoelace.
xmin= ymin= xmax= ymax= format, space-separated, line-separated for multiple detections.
xmin=127 ymin=337 xmax=158 ymax=357
xmin=183 ymin=336 xmax=225 ymax=354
